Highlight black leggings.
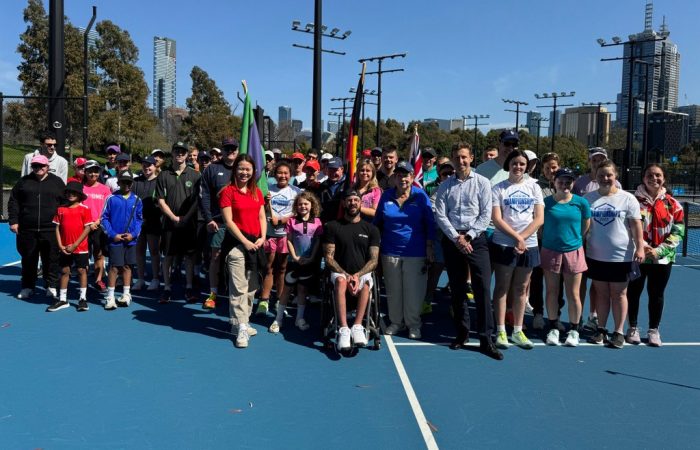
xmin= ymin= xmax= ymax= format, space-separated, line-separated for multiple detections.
xmin=627 ymin=263 xmax=672 ymax=329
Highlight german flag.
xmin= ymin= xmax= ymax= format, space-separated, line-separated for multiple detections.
xmin=345 ymin=63 xmax=366 ymax=182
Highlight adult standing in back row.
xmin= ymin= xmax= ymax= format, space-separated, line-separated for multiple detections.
xmin=20 ymin=130 xmax=68 ymax=183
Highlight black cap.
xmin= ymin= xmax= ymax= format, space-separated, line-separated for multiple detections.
xmin=198 ymin=150 xmax=211 ymax=160
xmin=342 ymin=189 xmax=361 ymax=199
xmin=554 ymin=168 xmax=575 ymax=180
xmin=422 ymin=147 xmax=437 ymax=158
xmin=116 ymin=153 xmax=131 ymax=162
xmin=65 ymin=181 xmax=87 ymax=201
xmin=395 ymin=160 xmax=414 ymax=174
xmin=142 ymin=156 xmax=157 ymax=165
xmin=438 ymin=160 xmax=455 ymax=171
xmin=370 ymin=147 xmax=383 ymax=156
xmin=172 ymin=142 xmax=188 ymax=153
xmin=118 ymin=171 xmax=134 ymax=183
xmin=221 ymin=137 xmax=239 ymax=149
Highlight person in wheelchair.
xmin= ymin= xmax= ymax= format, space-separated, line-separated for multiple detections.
xmin=323 ymin=190 xmax=380 ymax=350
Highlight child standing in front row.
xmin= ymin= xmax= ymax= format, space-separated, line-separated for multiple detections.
xmin=269 ymin=192 xmax=323 ymax=333
xmin=48 ymin=181 xmax=94 ymax=312
xmin=101 ymin=171 xmax=143 ymax=310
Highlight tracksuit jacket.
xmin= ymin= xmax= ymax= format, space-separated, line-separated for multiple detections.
xmin=100 ymin=193 xmax=143 ymax=247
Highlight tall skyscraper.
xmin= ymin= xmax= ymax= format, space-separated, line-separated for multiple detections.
xmin=153 ymin=37 xmax=177 ymax=120
xmin=618 ymin=2 xmax=680 ymax=130
xmin=526 ymin=111 xmax=542 ymax=136
xmin=279 ymin=106 xmax=292 ymax=124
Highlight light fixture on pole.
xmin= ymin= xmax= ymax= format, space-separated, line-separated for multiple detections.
xmin=535 ymin=91 xmax=575 ymax=153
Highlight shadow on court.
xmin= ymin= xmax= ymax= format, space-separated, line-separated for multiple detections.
xmin=606 ymin=369 xmax=700 ymax=391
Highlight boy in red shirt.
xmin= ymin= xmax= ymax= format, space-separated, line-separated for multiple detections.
xmin=49 ymin=181 xmax=93 ymax=312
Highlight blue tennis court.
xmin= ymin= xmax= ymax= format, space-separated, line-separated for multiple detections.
xmin=1 ymin=224 xmax=699 ymax=449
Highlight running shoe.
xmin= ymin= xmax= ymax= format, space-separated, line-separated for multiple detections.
xmin=384 ymin=323 xmax=405 ymax=336
xmin=608 ymin=332 xmax=625 ymax=349
xmin=588 ymin=328 xmax=607 ymax=345
xmin=351 ymin=324 xmax=368 ymax=347
xmin=77 ymin=299 xmax=89 ymax=312
xmin=202 ymin=292 xmax=216 ymax=310
xmin=104 ymin=296 xmax=117 ymax=310
xmin=185 ymin=288 xmax=198 ymax=304
xmin=132 ymin=279 xmax=145 ymax=291
xmin=246 ymin=325 xmax=258 ymax=337
xmin=147 ymin=279 xmax=160 ymax=291
xmin=269 ymin=321 xmax=281 ymax=333
xmin=235 ymin=328 xmax=249 ymax=348
xmin=256 ymin=300 xmax=269 ymax=315
xmin=525 ymin=301 xmax=534 ymax=314
xmin=495 ymin=331 xmax=510 ymax=349
xmin=17 ymin=288 xmax=33 ymax=299
xmin=466 ymin=282 xmax=475 ymax=301
xmin=46 ymin=300 xmax=70 ymax=312
xmin=337 ymin=327 xmax=351 ymax=351
xmin=421 ymin=301 xmax=433 ymax=315
xmin=564 ymin=330 xmax=580 ymax=347
xmin=95 ymin=280 xmax=107 ymax=293
xmin=647 ymin=328 xmax=662 ymax=347
xmin=159 ymin=290 xmax=172 ymax=304
xmin=546 ymin=329 xmax=560 ymax=346
xmin=584 ymin=315 xmax=599 ymax=331
xmin=533 ymin=314 xmax=545 ymax=330
xmin=625 ymin=327 xmax=641 ymax=345
xmin=295 ymin=318 xmax=310 ymax=331
xmin=512 ymin=330 xmax=534 ymax=349
xmin=116 ymin=293 xmax=131 ymax=307
xmin=408 ymin=328 xmax=422 ymax=340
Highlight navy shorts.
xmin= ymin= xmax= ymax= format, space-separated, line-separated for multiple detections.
xmin=109 ymin=245 xmax=137 ymax=267
xmin=490 ymin=243 xmax=540 ymax=268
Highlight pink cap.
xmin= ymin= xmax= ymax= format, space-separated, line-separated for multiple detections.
xmin=31 ymin=155 xmax=49 ymax=166
xmin=74 ymin=157 xmax=87 ymax=167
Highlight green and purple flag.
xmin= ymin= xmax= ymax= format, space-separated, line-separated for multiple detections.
xmin=239 ymin=81 xmax=269 ymax=196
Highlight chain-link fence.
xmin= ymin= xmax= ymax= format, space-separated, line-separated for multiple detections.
xmin=682 ymin=201 xmax=700 ymax=257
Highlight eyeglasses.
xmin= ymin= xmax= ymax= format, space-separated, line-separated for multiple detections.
xmin=31 ymin=164 xmax=47 ymax=170
xmin=44 ymin=143 xmax=56 ymax=148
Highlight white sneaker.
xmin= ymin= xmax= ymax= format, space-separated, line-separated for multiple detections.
xmin=47 ymin=287 xmax=58 ymax=299
xmin=337 ymin=327 xmax=351 ymax=351
xmin=295 ymin=318 xmax=310 ymax=331
xmin=564 ymin=330 xmax=580 ymax=347
xmin=17 ymin=288 xmax=33 ymax=299
xmin=533 ymin=314 xmax=545 ymax=330
xmin=147 ymin=279 xmax=160 ymax=291
xmin=351 ymin=324 xmax=368 ymax=347
xmin=525 ymin=301 xmax=534 ymax=314
xmin=546 ymin=328 xmax=560 ymax=346
xmin=408 ymin=328 xmax=422 ymax=339
xmin=132 ymin=279 xmax=146 ymax=291
xmin=246 ymin=325 xmax=258 ymax=337
xmin=385 ymin=323 xmax=405 ymax=335
xmin=104 ymin=297 xmax=117 ymax=310
xmin=269 ymin=321 xmax=281 ymax=333
xmin=117 ymin=293 xmax=132 ymax=307
xmin=236 ymin=328 xmax=249 ymax=348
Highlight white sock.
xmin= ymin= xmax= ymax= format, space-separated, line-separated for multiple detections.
xmin=497 ymin=325 xmax=506 ymax=333
xmin=79 ymin=287 xmax=87 ymax=299
xmin=296 ymin=305 xmax=306 ymax=321
xmin=513 ymin=325 xmax=523 ymax=334
xmin=276 ymin=304 xmax=285 ymax=322
xmin=59 ymin=289 xmax=67 ymax=301
xmin=107 ymin=287 xmax=115 ymax=298
xmin=123 ymin=286 xmax=130 ymax=296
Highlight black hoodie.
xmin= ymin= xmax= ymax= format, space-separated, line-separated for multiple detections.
xmin=8 ymin=173 xmax=66 ymax=232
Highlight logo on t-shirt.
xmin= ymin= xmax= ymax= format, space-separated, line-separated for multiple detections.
xmin=503 ymin=190 xmax=534 ymax=213
xmin=591 ymin=202 xmax=620 ymax=226
xmin=358 ymin=234 xmax=369 ymax=239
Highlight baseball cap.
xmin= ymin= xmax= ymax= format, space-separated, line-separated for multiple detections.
xmin=272 ymin=148 xmax=282 ymax=155
xmin=85 ymin=160 xmax=100 ymax=170
xmin=221 ymin=137 xmax=239 ymax=148
xmin=370 ymin=147 xmax=382 ymax=157
xmin=73 ymin=157 xmax=87 ymax=167
xmin=142 ymin=156 xmax=157 ymax=165
xmin=198 ymin=150 xmax=211 ymax=161
xmin=172 ymin=142 xmax=188 ymax=153
xmin=118 ymin=171 xmax=134 ymax=182
xmin=209 ymin=147 xmax=222 ymax=155
xmin=439 ymin=160 xmax=455 ymax=171
xmin=499 ymin=129 xmax=520 ymax=142
xmin=105 ymin=144 xmax=121 ymax=154
xmin=151 ymin=148 xmax=166 ymax=157
xmin=321 ymin=153 xmax=333 ymax=161
xmin=31 ymin=154 xmax=49 ymax=166
xmin=327 ymin=157 xmax=343 ymax=169
xmin=264 ymin=150 xmax=274 ymax=160
xmin=116 ymin=153 xmax=131 ymax=162
xmin=361 ymin=149 xmax=372 ymax=158
xmin=303 ymin=159 xmax=320 ymax=173
xmin=554 ymin=168 xmax=575 ymax=180
xmin=523 ymin=150 xmax=538 ymax=162
xmin=291 ymin=152 xmax=305 ymax=161
xmin=422 ymin=147 xmax=437 ymax=158
xmin=588 ymin=147 xmax=608 ymax=159
xmin=65 ymin=181 xmax=87 ymax=201
xmin=342 ymin=189 xmax=361 ymax=199
xmin=395 ymin=160 xmax=414 ymax=174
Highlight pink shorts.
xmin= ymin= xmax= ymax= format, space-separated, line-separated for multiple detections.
xmin=540 ymin=247 xmax=587 ymax=274
xmin=264 ymin=236 xmax=288 ymax=254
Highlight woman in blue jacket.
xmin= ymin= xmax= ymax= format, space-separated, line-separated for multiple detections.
xmin=374 ymin=161 xmax=435 ymax=339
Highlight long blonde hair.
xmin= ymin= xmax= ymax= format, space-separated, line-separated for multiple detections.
xmin=353 ymin=159 xmax=379 ymax=191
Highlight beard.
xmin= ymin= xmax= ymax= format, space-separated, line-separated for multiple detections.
xmin=344 ymin=205 xmax=360 ymax=218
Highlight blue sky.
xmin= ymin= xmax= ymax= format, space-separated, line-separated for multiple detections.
xmin=1 ymin=0 xmax=699 ymax=133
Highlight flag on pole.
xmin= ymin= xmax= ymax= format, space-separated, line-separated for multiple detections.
xmin=239 ymin=80 xmax=269 ymax=196
xmin=408 ymin=124 xmax=423 ymax=187
xmin=345 ymin=63 xmax=366 ymax=182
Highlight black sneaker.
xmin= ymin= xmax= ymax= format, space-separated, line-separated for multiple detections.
xmin=47 ymin=300 xmax=70 ymax=312
xmin=589 ymin=328 xmax=607 ymax=345
xmin=159 ymin=290 xmax=172 ymax=304
xmin=607 ymin=331 xmax=625 ymax=349
xmin=449 ymin=330 xmax=470 ymax=350
xmin=77 ymin=299 xmax=89 ymax=312
xmin=185 ymin=288 xmax=198 ymax=304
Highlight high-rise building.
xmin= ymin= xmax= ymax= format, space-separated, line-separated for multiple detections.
xmin=292 ymin=119 xmax=303 ymax=133
xmin=675 ymin=105 xmax=700 ymax=142
xmin=279 ymin=106 xmax=292 ymax=124
xmin=450 ymin=119 xmax=464 ymax=131
xmin=422 ymin=118 xmax=451 ymax=131
xmin=153 ymin=37 xmax=177 ymax=120
xmin=648 ymin=110 xmax=689 ymax=159
xmin=618 ymin=2 xmax=680 ymax=131
xmin=560 ymin=106 xmax=612 ymax=147
xmin=526 ymin=111 xmax=542 ymax=136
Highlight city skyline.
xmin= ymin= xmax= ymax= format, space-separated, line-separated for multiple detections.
xmin=1 ymin=1 xmax=699 ymax=134
xmin=153 ymin=36 xmax=177 ymax=120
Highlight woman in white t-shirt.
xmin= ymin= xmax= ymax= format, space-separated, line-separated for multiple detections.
xmin=491 ymin=150 xmax=544 ymax=350
xmin=584 ymin=160 xmax=645 ymax=349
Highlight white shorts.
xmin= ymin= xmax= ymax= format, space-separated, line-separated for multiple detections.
xmin=330 ymin=272 xmax=373 ymax=291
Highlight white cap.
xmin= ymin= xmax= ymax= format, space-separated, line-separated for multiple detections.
xmin=321 ymin=153 xmax=333 ymax=161
xmin=523 ymin=150 xmax=538 ymax=162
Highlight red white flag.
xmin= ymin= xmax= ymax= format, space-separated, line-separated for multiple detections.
xmin=408 ymin=124 xmax=422 ymax=187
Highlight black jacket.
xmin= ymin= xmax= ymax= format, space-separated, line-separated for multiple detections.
xmin=8 ymin=173 xmax=66 ymax=232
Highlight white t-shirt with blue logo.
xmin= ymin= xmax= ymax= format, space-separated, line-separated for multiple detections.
xmin=267 ymin=184 xmax=301 ymax=237
xmin=585 ymin=189 xmax=641 ymax=262
xmin=492 ymin=178 xmax=544 ymax=248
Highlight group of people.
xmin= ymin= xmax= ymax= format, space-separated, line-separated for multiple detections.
xmin=8 ymin=128 xmax=684 ymax=358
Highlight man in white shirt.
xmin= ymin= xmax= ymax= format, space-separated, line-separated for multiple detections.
xmin=21 ymin=130 xmax=68 ymax=182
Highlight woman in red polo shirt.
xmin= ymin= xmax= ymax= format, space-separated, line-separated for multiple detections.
xmin=220 ymin=154 xmax=267 ymax=349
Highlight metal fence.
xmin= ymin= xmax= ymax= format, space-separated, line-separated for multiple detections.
xmin=682 ymin=201 xmax=700 ymax=258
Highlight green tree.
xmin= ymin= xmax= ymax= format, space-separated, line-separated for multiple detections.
xmin=180 ymin=66 xmax=237 ymax=148
xmin=90 ymin=20 xmax=154 ymax=151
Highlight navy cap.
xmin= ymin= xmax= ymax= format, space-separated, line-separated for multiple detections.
xmin=499 ymin=129 xmax=520 ymax=142
xmin=395 ymin=160 xmax=414 ymax=174
xmin=588 ymin=147 xmax=608 ymax=159
xmin=198 ymin=150 xmax=211 ymax=160
xmin=142 ymin=156 xmax=157 ymax=165
xmin=554 ymin=168 xmax=575 ymax=180
xmin=221 ymin=137 xmax=239 ymax=149
xmin=370 ymin=147 xmax=383 ymax=156
xmin=116 ymin=153 xmax=131 ymax=162
xmin=172 ymin=142 xmax=188 ymax=153
xmin=327 ymin=157 xmax=343 ymax=169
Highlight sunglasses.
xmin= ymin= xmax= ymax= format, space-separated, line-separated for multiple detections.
xmin=31 ymin=164 xmax=47 ymax=170
xmin=44 ymin=143 xmax=56 ymax=148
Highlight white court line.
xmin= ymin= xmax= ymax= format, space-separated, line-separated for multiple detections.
xmin=393 ymin=341 xmax=700 ymax=347
xmin=2 ymin=260 xmax=21 ymax=268
xmin=385 ymin=335 xmax=439 ymax=450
